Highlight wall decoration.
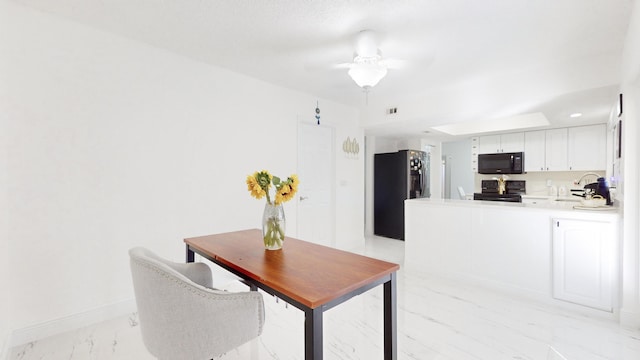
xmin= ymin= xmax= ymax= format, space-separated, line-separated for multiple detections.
xmin=613 ymin=119 xmax=622 ymax=160
xmin=617 ymin=93 xmax=623 ymax=117
xmin=617 ymin=119 xmax=622 ymax=158
xmin=315 ymin=101 xmax=321 ymax=125
xmin=342 ymin=137 xmax=360 ymax=159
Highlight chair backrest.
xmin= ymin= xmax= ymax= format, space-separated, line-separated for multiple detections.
xmin=547 ymin=346 xmax=568 ymax=360
xmin=457 ymin=186 xmax=466 ymax=199
xmin=129 ymin=247 xmax=264 ymax=360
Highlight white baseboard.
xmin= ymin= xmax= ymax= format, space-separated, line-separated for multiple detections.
xmin=9 ymin=298 xmax=137 ymax=348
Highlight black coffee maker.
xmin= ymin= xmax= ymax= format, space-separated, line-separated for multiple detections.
xmin=584 ymin=177 xmax=612 ymax=205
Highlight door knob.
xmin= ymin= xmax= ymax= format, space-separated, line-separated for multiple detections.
xmin=299 ymin=196 xmax=309 ymax=201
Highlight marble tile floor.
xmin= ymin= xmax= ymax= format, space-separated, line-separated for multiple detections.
xmin=9 ymin=236 xmax=640 ymax=360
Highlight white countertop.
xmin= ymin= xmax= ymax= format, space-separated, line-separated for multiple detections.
xmin=406 ymin=197 xmax=620 ymax=219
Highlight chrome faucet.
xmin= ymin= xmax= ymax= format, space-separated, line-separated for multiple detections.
xmin=574 ymin=172 xmax=602 ymax=186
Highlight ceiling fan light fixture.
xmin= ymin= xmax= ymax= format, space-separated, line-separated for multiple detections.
xmin=348 ymin=61 xmax=388 ymax=88
xmin=347 ymin=31 xmax=389 ymax=90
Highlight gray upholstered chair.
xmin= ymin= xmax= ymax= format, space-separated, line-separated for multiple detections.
xmin=129 ymin=247 xmax=265 ymax=360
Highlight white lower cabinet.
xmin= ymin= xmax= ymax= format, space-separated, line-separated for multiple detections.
xmin=552 ymin=218 xmax=617 ymax=311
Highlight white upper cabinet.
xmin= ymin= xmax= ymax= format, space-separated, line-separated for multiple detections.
xmin=524 ymin=128 xmax=568 ymax=171
xmin=478 ymin=134 xmax=501 ymax=154
xmin=524 ymin=130 xmax=546 ymax=172
xmin=567 ymin=124 xmax=607 ymax=171
xmin=479 ymin=132 xmax=524 ymax=154
xmin=500 ymin=132 xmax=525 ymax=152
xmin=480 ymin=125 xmax=606 ymax=172
xmin=545 ymin=128 xmax=568 ymax=171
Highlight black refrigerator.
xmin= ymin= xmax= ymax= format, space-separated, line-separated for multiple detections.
xmin=374 ymin=150 xmax=430 ymax=240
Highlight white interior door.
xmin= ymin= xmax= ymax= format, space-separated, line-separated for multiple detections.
xmin=297 ymin=122 xmax=334 ymax=247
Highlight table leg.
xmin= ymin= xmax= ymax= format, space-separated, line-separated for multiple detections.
xmin=384 ymin=272 xmax=397 ymax=360
xmin=244 ymin=281 xmax=258 ymax=291
xmin=305 ymin=307 xmax=323 ymax=360
xmin=185 ymin=245 xmax=194 ymax=263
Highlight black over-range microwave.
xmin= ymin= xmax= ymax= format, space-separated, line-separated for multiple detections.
xmin=477 ymin=152 xmax=524 ymax=174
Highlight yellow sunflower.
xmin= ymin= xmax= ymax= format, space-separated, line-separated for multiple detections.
xmin=255 ymin=170 xmax=272 ymax=190
xmin=246 ymin=173 xmax=266 ymax=199
xmin=289 ymin=175 xmax=299 ymax=192
xmin=275 ymin=184 xmax=294 ymax=205
xmin=274 ymin=192 xmax=284 ymax=205
xmin=247 ymin=171 xmax=298 ymax=205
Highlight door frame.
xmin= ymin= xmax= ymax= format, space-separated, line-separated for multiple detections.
xmin=296 ymin=117 xmax=336 ymax=247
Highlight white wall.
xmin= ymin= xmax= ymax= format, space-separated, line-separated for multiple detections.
xmin=620 ymin=0 xmax=640 ymax=328
xmin=0 ymin=72 xmax=10 ymax=360
xmin=397 ymin=138 xmax=422 ymax=151
xmin=442 ymin=139 xmax=474 ymax=199
xmin=424 ymin=140 xmax=443 ymax=200
xmin=620 ymin=83 xmax=640 ymax=328
xmin=0 ymin=0 xmax=364 ymax=344
xmin=334 ymin=128 xmax=365 ymax=251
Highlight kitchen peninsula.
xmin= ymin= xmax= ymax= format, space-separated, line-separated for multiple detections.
xmin=405 ymin=198 xmax=620 ymax=313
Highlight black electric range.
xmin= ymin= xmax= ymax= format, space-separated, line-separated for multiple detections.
xmin=473 ymin=180 xmax=526 ymax=203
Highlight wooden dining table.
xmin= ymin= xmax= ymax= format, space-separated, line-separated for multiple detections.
xmin=184 ymin=229 xmax=399 ymax=360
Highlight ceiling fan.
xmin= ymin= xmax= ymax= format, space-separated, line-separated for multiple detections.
xmin=341 ymin=30 xmax=404 ymax=91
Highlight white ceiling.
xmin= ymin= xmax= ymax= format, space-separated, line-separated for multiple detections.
xmin=12 ymin=0 xmax=634 ymax=139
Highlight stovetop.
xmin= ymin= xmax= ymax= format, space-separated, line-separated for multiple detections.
xmin=475 ymin=180 xmax=526 ymax=202
xmin=473 ymin=193 xmax=522 ymax=202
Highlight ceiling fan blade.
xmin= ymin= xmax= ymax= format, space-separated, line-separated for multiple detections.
xmin=379 ymin=58 xmax=408 ymax=69
xmin=332 ymin=62 xmax=352 ymax=69
xmin=304 ymin=62 xmax=351 ymax=72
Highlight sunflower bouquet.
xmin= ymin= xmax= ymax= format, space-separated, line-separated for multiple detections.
xmin=246 ymin=170 xmax=299 ymax=249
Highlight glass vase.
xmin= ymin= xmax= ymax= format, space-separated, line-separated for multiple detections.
xmin=262 ymin=202 xmax=286 ymax=250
